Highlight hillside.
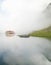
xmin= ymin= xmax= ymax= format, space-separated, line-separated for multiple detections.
xmin=29 ymin=26 xmax=51 ymax=39
xmin=29 ymin=3 xmax=51 ymax=39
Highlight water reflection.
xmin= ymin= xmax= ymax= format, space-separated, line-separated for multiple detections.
xmin=0 ymin=35 xmax=51 ymax=65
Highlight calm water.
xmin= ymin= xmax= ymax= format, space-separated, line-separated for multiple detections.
xmin=0 ymin=35 xmax=51 ymax=65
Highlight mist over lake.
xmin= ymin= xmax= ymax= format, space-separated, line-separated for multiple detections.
xmin=0 ymin=35 xmax=51 ymax=65
xmin=0 ymin=0 xmax=51 ymax=65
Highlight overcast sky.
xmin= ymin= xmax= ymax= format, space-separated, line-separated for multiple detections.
xmin=0 ymin=0 xmax=51 ymax=34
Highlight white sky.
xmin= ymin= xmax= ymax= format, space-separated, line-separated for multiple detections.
xmin=0 ymin=0 xmax=51 ymax=34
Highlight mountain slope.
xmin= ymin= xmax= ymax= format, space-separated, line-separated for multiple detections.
xmin=29 ymin=26 xmax=51 ymax=39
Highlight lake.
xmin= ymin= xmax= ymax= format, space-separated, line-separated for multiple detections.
xmin=0 ymin=35 xmax=51 ymax=65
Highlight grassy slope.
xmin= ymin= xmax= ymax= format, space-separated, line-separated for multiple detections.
xmin=29 ymin=26 xmax=51 ymax=39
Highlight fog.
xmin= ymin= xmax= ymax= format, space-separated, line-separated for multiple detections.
xmin=0 ymin=0 xmax=51 ymax=34
xmin=0 ymin=36 xmax=51 ymax=65
xmin=0 ymin=0 xmax=51 ymax=65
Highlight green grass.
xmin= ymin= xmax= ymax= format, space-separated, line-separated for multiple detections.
xmin=29 ymin=26 xmax=51 ymax=39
